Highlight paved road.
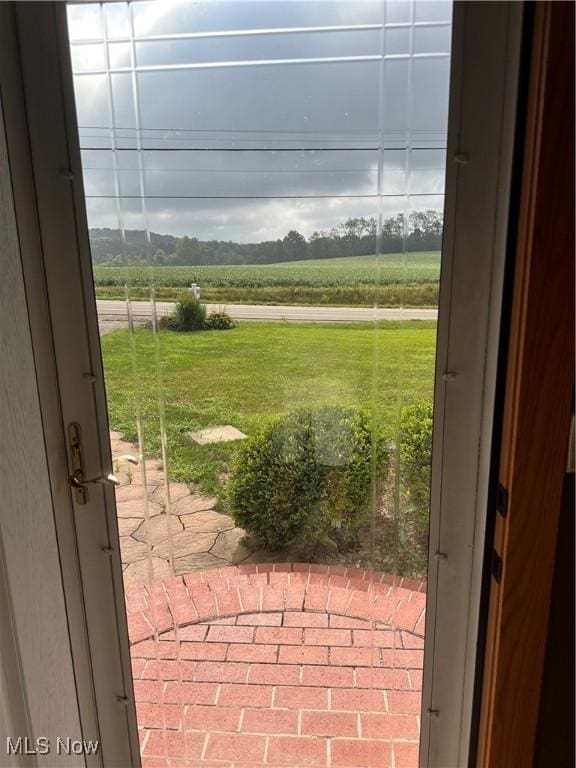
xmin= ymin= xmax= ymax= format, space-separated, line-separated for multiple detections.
xmin=97 ymin=300 xmax=438 ymax=323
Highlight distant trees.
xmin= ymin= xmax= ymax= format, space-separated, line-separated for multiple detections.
xmin=88 ymin=228 xmax=178 ymax=265
xmin=303 ymin=211 xmax=441 ymax=260
xmin=153 ymin=248 xmax=168 ymax=265
xmin=381 ymin=214 xmax=405 ymax=252
xmin=90 ymin=211 xmax=443 ymax=267
xmin=282 ymin=230 xmax=308 ymax=261
xmin=174 ymin=236 xmax=203 ymax=265
xmin=408 ymin=210 xmax=443 ymax=250
xmin=309 ymin=216 xmax=377 ymax=259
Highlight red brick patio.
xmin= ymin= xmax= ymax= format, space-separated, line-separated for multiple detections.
xmin=125 ymin=563 xmax=426 ymax=768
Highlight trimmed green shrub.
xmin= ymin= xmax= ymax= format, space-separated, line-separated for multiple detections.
xmin=167 ymin=294 xmax=207 ymax=331
xmin=399 ymin=401 xmax=433 ymax=536
xmin=205 ymin=312 xmax=236 ymax=330
xmin=228 ymin=405 xmax=385 ymax=550
xmin=166 ymin=296 xmax=237 ymax=332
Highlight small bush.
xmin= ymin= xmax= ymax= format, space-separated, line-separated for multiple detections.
xmin=166 ymin=297 xmax=237 ymax=332
xmin=205 ymin=312 xmax=236 ymax=330
xmin=167 ymin=295 xmax=207 ymax=331
xmin=399 ymin=401 xmax=433 ymax=537
xmin=228 ymin=405 xmax=385 ymax=550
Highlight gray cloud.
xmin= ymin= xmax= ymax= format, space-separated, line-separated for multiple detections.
xmin=69 ymin=0 xmax=451 ymax=242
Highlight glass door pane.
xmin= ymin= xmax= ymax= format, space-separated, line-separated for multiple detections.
xmin=67 ymin=1 xmax=452 ymax=765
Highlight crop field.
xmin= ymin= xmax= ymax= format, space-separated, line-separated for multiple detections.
xmin=94 ymin=252 xmax=441 ymax=306
xmin=94 ymin=252 xmax=440 ymax=288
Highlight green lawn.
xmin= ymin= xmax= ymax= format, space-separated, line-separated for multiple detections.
xmin=101 ymin=321 xmax=437 ymax=501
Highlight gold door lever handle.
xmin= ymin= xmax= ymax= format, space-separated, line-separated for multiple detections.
xmin=70 ymin=470 xmax=120 ymax=489
xmin=68 ymin=422 xmax=123 ymax=504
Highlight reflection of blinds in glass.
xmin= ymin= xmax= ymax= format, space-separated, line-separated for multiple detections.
xmin=69 ymin=1 xmax=451 ymax=261
xmin=69 ymin=1 xmax=452 ymax=191
xmin=68 ymin=2 xmax=452 ymax=763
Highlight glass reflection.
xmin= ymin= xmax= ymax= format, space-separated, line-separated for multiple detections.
xmin=68 ymin=0 xmax=451 ymax=764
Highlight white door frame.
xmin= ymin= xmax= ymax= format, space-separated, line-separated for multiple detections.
xmin=1 ymin=4 xmax=139 ymax=766
xmin=0 ymin=2 xmax=524 ymax=766
xmin=422 ymin=3 xmax=524 ymax=765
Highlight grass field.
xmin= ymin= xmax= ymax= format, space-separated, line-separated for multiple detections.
xmin=101 ymin=321 xmax=437 ymax=498
xmin=94 ymin=252 xmax=441 ymax=306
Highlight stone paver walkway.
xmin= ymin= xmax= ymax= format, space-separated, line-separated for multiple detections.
xmin=125 ymin=563 xmax=426 ymax=768
xmin=110 ymin=432 xmax=258 ymax=585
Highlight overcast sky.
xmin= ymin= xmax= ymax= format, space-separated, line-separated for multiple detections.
xmin=68 ymin=0 xmax=452 ymax=242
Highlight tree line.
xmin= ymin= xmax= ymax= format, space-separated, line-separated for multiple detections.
xmin=90 ymin=210 xmax=443 ymax=267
